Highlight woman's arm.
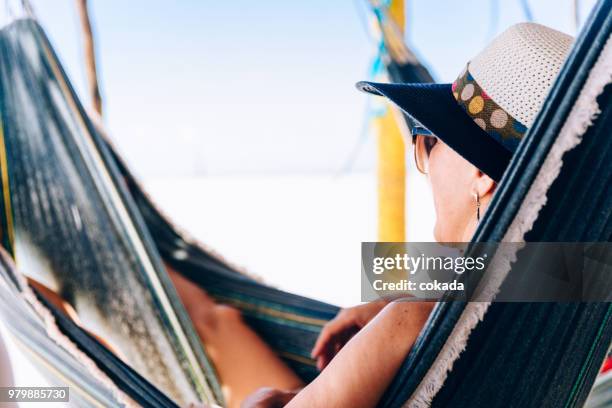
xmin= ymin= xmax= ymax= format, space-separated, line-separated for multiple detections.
xmin=287 ymin=301 xmax=434 ymax=408
xmin=311 ymin=299 xmax=389 ymax=370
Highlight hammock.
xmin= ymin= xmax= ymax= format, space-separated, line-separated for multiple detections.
xmin=0 ymin=16 xmax=337 ymax=407
xmin=585 ymin=370 xmax=612 ymax=408
xmin=0 ymin=1 xmax=610 ymax=407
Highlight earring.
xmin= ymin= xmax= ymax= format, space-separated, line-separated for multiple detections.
xmin=474 ymin=193 xmax=481 ymax=222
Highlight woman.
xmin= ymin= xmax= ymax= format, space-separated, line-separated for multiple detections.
xmin=169 ymin=22 xmax=574 ymax=407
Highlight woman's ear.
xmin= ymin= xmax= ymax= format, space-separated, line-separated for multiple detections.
xmin=473 ymin=171 xmax=496 ymax=199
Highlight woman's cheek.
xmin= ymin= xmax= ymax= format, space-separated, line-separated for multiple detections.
xmin=429 ymin=147 xmax=455 ymax=208
xmin=429 ymin=145 xmax=465 ymax=241
xmin=428 ymin=154 xmax=452 ymax=240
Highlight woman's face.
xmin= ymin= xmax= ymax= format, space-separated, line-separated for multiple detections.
xmin=427 ymin=140 xmax=479 ymax=242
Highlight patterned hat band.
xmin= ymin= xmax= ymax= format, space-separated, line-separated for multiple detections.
xmin=452 ymin=64 xmax=528 ymax=151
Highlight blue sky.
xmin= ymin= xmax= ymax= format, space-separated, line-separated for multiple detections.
xmin=20 ymin=0 xmax=599 ymax=177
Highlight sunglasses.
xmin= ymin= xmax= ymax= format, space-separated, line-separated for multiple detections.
xmin=411 ymin=125 xmax=438 ymax=175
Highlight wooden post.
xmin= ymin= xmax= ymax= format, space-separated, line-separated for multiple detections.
xmin=75 ymin=0 xmax=103 ymax=116
xmin=572 ymin=0 xmax=580 ymax=31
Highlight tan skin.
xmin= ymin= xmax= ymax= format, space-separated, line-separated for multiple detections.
xmin=29 ymin=139 xmax=496 ymax=407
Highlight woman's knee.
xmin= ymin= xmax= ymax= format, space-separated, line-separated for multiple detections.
xmin=191 ymin=302 xmax=242 ymax=333
xmin=214 ymin=304 xmax=243 ymax=323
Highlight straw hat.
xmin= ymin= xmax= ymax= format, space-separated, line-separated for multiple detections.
xmin=357 ymin=22 xmax=574 ymax=181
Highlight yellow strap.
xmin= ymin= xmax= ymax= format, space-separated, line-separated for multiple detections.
xmin=376 ymin=0 xmax=406 ymax=242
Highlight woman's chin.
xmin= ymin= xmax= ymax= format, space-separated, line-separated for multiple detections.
xmin=433 ymin=224 xmax=443 ymax=243
xmin=433 ymin=224 xmax=456 ymax=243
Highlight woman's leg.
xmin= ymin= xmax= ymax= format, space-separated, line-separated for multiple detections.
xmin=167 ymin=266 xmax=304 ymax=408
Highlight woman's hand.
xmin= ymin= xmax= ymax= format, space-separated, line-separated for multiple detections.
xmin=241 ymin=387 xmax=298 ymax=408
xmin=311 ymin=300 xmax=388 ymax=370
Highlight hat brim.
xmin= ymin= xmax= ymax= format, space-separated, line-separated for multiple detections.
xmin=357 ymin=81 xmax=513 ymax=182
